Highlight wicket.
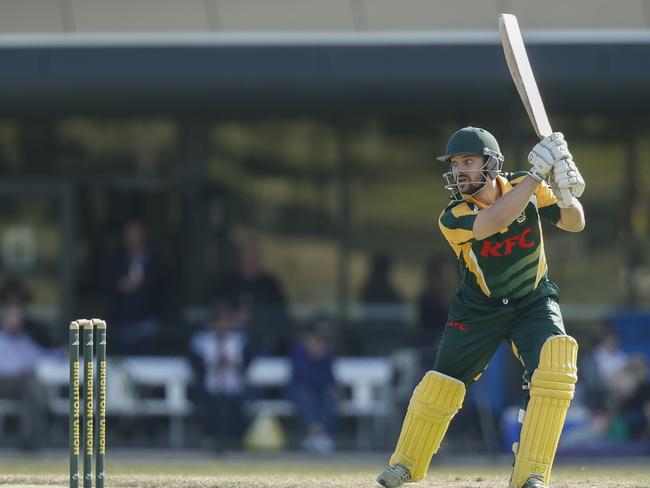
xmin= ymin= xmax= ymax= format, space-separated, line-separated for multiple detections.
xmin=69 ymin=319 xmax=107 ymax=488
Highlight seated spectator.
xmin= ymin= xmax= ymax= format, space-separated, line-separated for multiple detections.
xmin=214 ymin=239 xmax=290 ymax=357
xmin=288 ymin=314 xmax=337 ymax=454
xmin=0 ymin=294 xmax=48 ymax=450
xmin=104 ymin=220 xmax=167 ymax=355
xmin=620 ymin=355 xmax=650 ymax=439
xmin=563 ymin=356 xmax=650 ymax=448
xmin=0 ymin=277 xmax=53 ymax=347
xmin=591 ymin=329 xmax=630 ymax=404
xmin=575 ymin=333 xmax=603 ymax=410
xmin=189 ymin=300 xmax=248 ymax=451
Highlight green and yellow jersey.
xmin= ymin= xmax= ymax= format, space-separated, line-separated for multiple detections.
xmin=439 ymin=172 xmax=561 ymax=300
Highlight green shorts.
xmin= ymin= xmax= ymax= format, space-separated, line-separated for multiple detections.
xmin=433 ymin=279 xmax=566 ymax=387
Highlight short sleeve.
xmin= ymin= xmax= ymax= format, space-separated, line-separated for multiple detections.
xmin=438 ymin=203 xmax=478 ymax=248
xmin=535 ymin=181 xmax=562 ymax=225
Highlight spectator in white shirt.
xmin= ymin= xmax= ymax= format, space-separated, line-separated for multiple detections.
xmin=585 ymin=329 xmax=633 ymax=410
xmin=0 ymin=299 xmax=48 ymax=449
xmin=593 ymin=331 xmax=628 ymax=380
xmin=189 ymin=299 xmax=248 ymax=451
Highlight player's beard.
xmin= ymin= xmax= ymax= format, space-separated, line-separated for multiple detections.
xmin=458 ymin=172 xmax=487 ymax=196
xmin=463 ymin=181 xmax=486 ymax=195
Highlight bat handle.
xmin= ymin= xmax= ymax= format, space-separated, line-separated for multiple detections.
xmin=559 ymin=187 xmax=574 ymax=206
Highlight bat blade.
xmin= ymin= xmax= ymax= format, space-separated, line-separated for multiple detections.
xmin=499 ymin=13 xmax=574 ymax=203
xmin=498 ymin=13 xmax=552 ymax=139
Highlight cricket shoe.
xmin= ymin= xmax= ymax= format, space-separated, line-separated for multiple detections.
xmin=522 ymin=477 xmax=546 ymax=488
xmin=376 ymin=463 xmax=411 ymax=488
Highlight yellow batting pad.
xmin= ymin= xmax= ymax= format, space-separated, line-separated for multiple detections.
xmin=510 ymin=335 xmax=578 ymax=488
xmin=390 ymin=371 xmax=465 ymax=481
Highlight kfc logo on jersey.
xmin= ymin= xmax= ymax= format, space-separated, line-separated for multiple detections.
xmin=479 ymin=227 xmax=535 ymax=257
xmin=447 ymin=320 xmax=468 ymax=331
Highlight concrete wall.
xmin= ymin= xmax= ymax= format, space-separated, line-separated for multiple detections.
xmin=0 ymin=0 xmax=648 ymax=33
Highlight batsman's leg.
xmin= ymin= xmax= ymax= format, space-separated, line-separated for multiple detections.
xmin=509 ymin=335 xmax=578 ymax=488
xmin=377 ymin=371 xmax=465 ymax=487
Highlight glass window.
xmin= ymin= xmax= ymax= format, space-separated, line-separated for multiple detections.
xmin=209 ymin=119 xmax=341 ymax=308
xmin=56 ymin=118 xmax=178 ymax=176
xmin=0 ymin=121 xmax=20 ymax=172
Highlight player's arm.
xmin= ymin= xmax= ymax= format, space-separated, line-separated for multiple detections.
xmin=557 ymin=199 xmax=585 ymax=232
xmin=474 ymin=132 xmax=570 ymax=240
xmin=536 ymin=180 xmax=585 ymax=232
xmin=473 ymin=176 xmax=541 ymax=240
xmin=551 ymin=157 xmax=586 ymax=232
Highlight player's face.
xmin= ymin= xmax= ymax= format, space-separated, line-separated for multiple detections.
xmin=450 ymin=154 xmax=487 ymax=194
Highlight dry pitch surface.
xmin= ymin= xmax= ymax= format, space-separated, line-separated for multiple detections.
xmin=0 ymin=453 xmax=648 ymax=488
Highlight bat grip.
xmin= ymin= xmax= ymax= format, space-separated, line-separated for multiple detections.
xmin=559 ymin=187 xmax=574 ymax=206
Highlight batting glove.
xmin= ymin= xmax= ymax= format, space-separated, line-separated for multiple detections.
xmin=528 ymin=132 xmax=571 ymax=180
xmin=553 ymin=157 xmax=585 ymax=198
xmin=550 ymin=174 xmax=577 ymax=208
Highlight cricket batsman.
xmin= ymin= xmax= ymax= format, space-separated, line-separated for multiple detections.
xmin=377 ymin=127 xmax=585 ymax=488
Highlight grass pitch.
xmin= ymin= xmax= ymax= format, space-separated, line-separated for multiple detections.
xmin=0 ymin=451 xmax=648 ymax=488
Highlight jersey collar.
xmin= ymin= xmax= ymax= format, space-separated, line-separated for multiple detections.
xmin=463 ymin=175 xmax=512 ymax=209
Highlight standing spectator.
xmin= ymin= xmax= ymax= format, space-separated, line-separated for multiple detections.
xmin=415 ymin=254 xmax=459 ymax=373
xmin=358 ymin=253 xmax=406 ymax=354
xmin=104 ymin=220 xmax=166 ymax=355
xmin=215 ymin=240 xmax=289 ymax=357
xmin=0 ymin=289 xmax=48 ymax=450
xmin=189 ymin=300 xmax=248 ymax=451
xmin=288 ymin=314 xmax=337 ymax=454
xmin=359 ymin=253 xmax=404 ymax=307
xmin=416 ymin=254 xmax=458 ymax=347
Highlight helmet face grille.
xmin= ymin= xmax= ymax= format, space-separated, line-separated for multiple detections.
xmin=482 ymin=147 xmax=505 ymax=179
xmin=442 ymin=153 xmax=503 ymax=201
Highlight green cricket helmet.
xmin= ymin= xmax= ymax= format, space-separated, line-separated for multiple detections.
xmin=437 ymin=126 xmax=504 ymax=200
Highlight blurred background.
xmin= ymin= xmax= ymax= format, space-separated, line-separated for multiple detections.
xmin=0 ymin=0 xmax=649 ymax=460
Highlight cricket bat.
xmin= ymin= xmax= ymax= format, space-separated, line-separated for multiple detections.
xmin=498 ymin=13 xmax=573 ymax=203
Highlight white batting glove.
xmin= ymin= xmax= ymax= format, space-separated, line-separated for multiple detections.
xmin=527 ymin=132 xmax=571 ymax=180
xmin=549 ymin=174 xmax=577 ymax=208
xmin=553 ymin=157 xmax=585 ymax=198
